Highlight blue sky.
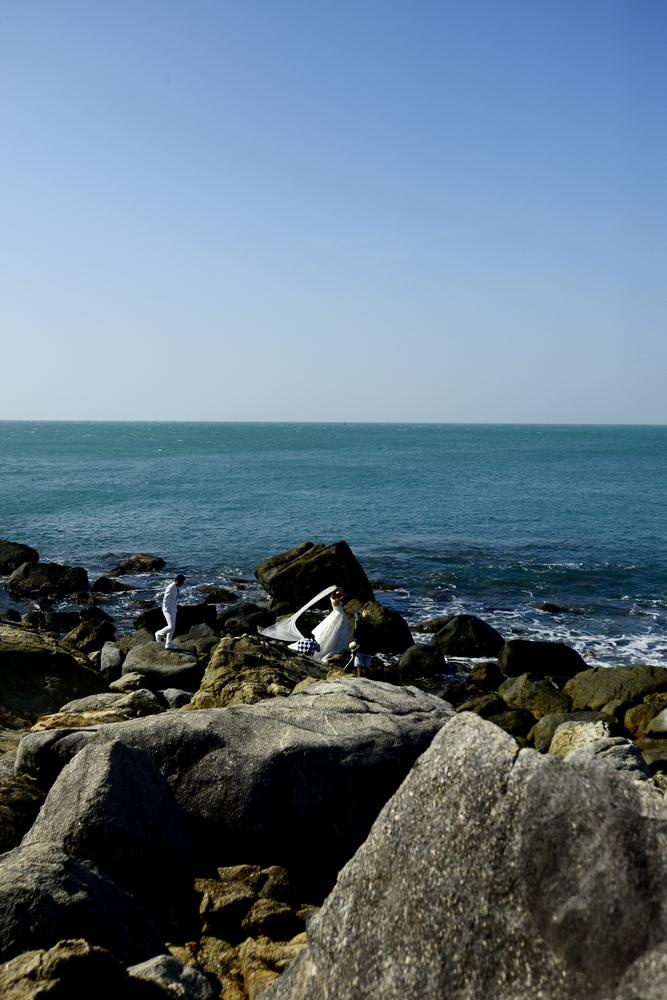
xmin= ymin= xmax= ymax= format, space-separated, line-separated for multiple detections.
xmin=1 ymin=0 xmax=665 ymax=422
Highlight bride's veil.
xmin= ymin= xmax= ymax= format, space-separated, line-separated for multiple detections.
xmin=257 ymin=585 xmax=334 ymax=643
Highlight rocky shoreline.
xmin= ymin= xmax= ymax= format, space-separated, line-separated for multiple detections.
xmin=2 ymin=537 xmax=667 ymax=998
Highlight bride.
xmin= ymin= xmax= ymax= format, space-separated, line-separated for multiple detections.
xmin=258 ymin=585 xmax=349 ymax=662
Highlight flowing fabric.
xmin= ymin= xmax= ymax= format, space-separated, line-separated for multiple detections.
xmin=257 ymin=585 xmax=335 ymax=643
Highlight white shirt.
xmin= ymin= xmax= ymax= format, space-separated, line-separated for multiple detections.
xmin=162 ymin=582 xmax=181 ymax=615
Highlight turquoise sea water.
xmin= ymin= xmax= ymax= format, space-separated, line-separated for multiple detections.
xmin=1 ymin=421 xmax=666 ymax=669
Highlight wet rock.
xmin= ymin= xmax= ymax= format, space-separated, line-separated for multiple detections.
xmin=465 ymin=660 xmax=505 ymax=692
xmin=498 ymin=639 xmax=587 ymax=678
xmin=91 ymin=575 xmax=134 ymax=593
xmin=222 ymin=609 xmax=276 ymax=637
xmin=21 ymin=609 xmax=81 ymax=633
xmin=429 ymin=614 xmax=504 ymax=658
xmin=7 ymin=562 xmax=88 ymax=599
xmin=343 ymin=600 xmax=413 ymax=654
xmin=0 ymin=539 xmax=39 ymax=574
xmin=217 ymin=602 xmax=266 ymax=629
xmin=255 ymin=541 xmax=374 ymax=607
xmin=564 ymin=664 xmax=667 ymax=712
xmin=409 ymin=615 xmax=454 ymax=634
xmin=0 ymin=623 xmax=108 ymax=729
xmin=22 ymin=740 xmax=194 ymax=924
xmin=199 ymin=585 xmax=240 ymax=604
xmin=109 ymin=554 xmax=165 ymax=576
xmin=396 ymin=643 xmax=447 ymax=680
xmin=0 ymin=842 xmax=166 ymax=965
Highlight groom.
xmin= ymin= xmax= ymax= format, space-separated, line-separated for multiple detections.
xmin=155 ymin=573 xmax=186 ymax=650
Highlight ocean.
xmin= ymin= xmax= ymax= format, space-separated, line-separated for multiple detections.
xmin=1 ymin=421 xmax=666 ymax=670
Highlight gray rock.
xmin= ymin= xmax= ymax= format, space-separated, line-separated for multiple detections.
xmin=110 ymin=671 xmax=147 ymax=692
xmin=498 ymin=639 xmax=587 ymax=678
xmin=60 ymin=692 xmax=125 ymax=713
xmin=188 ymin=623 xmax=218 ymax=638
xmin=499 ymin=672 xmax=572 ymax=714
xmin=159 ymin=688 xmax=193 ymax=709
xmin=123 ymin=643 xmax=202 ymax=692
xmin=533 ymin=710 xmax=622 ymax=753
xmin=22 ymin=740 xmax=194 ymax=923
xmin=16 ymin=678 xmax=454 ymax=899
xmin=0 ymin=842 xmax=166 ymax=964
xmin=0 ymin=774 xmax=45 ymax=854
xmin=0 ymin=539 xmax=38 ymax=574
xmin=564 ymin=736 xmax=653 ymax=782
xmin=7 ymin=561 xmax=89 ymax=599
xmin=113 ymin=688 xmax=164 ymax=717
xmin=614 ymin=941 xmax=667 ymax=999
xmin=396 ymin=643 xmax=447 ymax=680
xmin=429 ymin=613 xmax=504 ymax=657
xmin=101 ymin=641 xmax=125 ymax=681
xmin=128 ymin=954 xmax=215 ymax=999
xmin=260 ymin=713 xmax=667 ymax=1000
xmin=549 ymin=720 xmax=613 ymax=759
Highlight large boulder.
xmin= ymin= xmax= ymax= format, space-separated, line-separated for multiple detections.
xmin=429 ymin=614 xmax=504 ymax=658
xmin=396 ymin=643 xmax=447 ymax=681
xmin=133 ymin=603 xmax=217 ymax=638
xmin=6 ymin=562 xmax=88 ymax=599
xmin=260 ymin=713 xmax=667 ymax=1000
xmin=499 ymin=672 xmax=572 ymax=714
xmin=0 ymin=540 xmax=38 ymax=574
xmin=0 ymin=624 xmax=108 ymax=729
xmin=91 ymin=575 xmax=134 ymax=593
xmin=0 ymin=774 xmax=45 ymax=854
xmin=255 ymin=541 xmax=374 ymax=607
xmin=0 ymin=842 xmax=166 ymax=965
xmin=22 ymin=740 xmax=194 ymax=924
xmin=15 ymin=679 xmax=455 ymax=899
xmin=22 ymin=609 xmax=82 ymax=634
xmin=343 ymin=600 xmax=413 ymax=654
xmin=188 ymin=634 xmax=327 ymax=709
xmin=498 ymin=639 xmax=588 ymax=678
xmin=564 ymin=665 xmax=667 ymax=712
xmin=61 ymin=617 xmax=116 ymax=654
xmin=122 ymin=644 xmax=203 ymax=692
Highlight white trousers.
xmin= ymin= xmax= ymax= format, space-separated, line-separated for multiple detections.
xmin=156 ymin=610 xmax=176 ymax=648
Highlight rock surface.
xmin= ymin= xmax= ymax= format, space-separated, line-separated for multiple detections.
xmin=122 ymin=643 xmax=203 ymax=692
xmin=15 ymin=678 xmax=455 ymax=899
xmin=0 ymin=540 xmax=38 ymax=574
xmin=260 ymin=713 xmax=667 ymax=1000
xmin=563 ymin=664 xmax=667 ymax=712
xmin=498 ymin=638 xmax=588 ymax=678
xmin=429 ymin=613 xmax=504 ymax=657
xmin=255 ymin=541 xmax=374 ymax=607
xmin=6 ymin=561 xmax=89 ymax=599
xmin=0 ymin=624 xmax=108 ymax=729
xmin=109 ymin=553 xmax=165 ymax=575
xmin=0 ymin=842 xmax=166 ymax=965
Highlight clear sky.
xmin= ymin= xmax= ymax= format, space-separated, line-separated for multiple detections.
xmin=1 ymin=0 xmax=665 ymax=422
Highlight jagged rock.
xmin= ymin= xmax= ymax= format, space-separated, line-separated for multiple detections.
xmin=395 ymin=643 xmax=447 ymax=680
xmin=0 ymin=539 xmax=39 ymax=574
xmin=241 ymin=898 xmax=303 ymax=940
xmin=128 ymin=954 xmax=216 ymax=999
xmin=564 ymin=736 xmax=652 ymax=782
xmin=22 ymin=740 xmax=194 ymax=924
xmin=564 ymin=665 xmax=667 ymax=712
xmin=465 ymin=661 xmax=505 ymax=692
xmin=624 ymin=702 xmax=665 ymax=737
xmin=411 ymin=615 xmax=454 ymax=634
xmin=187 ymin=634 xmax=327 ymax=710
xmin=199 ymin=585 xmax=240 ymax=604
xmin=0 ymin=775 xmax=45 ymax=854
xmin=498 ymin=639 xmax=587 ymax=678
xmin=61 ymin=617 xmax=116 ymax=654
xmin=21 ymin=609 xmax=81 ymax=633
xmin=222 ymin=609 xmax=276 ymax=637
xmin=237 ymin=934 xmax=307 ymax=1000
xmin=217 ymin=603 xmax=266 ymax=628
xmin=0 ymin=843 xmax=166 ymax=965
xmin=16 ymin=679 xmax=455 ymax=899
xmin=260 ymin=713 xmax=667 ymax=1000
xmin=343 ymin=600 xmax=413 ymax=654
xmin=108 ymin=554 xmax=165 ymax=576
xmin=0 ymin=623 xmax=108 ymax=729
xmin=499 ymin=672 xmax=572 ymax=714
xmin=91 ymin=576 xmax=134 ymax=593
xmin=429 ymin=614 xmax=504 ymax=658
xmin=61 ymin=689 xmax=163 ymax=718
xmin=7 ymin=562 xmax=88 ymax=599
xmin=255 ymin=541 xmax=374 ymax=607
xmin=549 ymin=720 xmax=614 ymax=759
xmin=0 ymin=938 xmax=166 ymax=999
xmin=109 ymin=671 xmax=145 ymax=692
xmin=122 ymin=644 xmax=202 ymax=692
xmin=192 ymin=936 xmax=245 ymax=999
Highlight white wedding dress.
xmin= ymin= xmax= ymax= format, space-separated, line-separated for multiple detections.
xmin=257 ymin=585 xmax=349 ymax=662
